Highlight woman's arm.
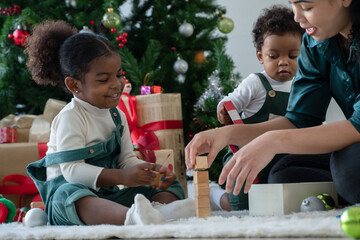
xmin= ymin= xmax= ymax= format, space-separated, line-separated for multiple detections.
xmin=219 ymin=119 xmax=360 ymax=195
xmin=185 ymin=116 xmax=295 ymax=170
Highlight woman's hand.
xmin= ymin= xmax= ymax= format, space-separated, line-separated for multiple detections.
xmin=218 ymin=132 xmax=276 ymax=195
xmin=185 ymin=127 xmax=230 ymax=170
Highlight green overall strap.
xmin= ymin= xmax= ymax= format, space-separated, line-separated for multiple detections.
xmin=242 ymin=73 xmax=290 ymax=124
xmin=32 ymin=107 xmax=123 ymax=168
xmin=254 ymin=72 xmax=273 ymax=92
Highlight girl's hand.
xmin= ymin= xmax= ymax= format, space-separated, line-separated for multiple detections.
xmin=121 ymin=162 xmax=157 ymax=187
xmin=218 ymin=105 xmax=232 ymax=125
xmin=185 ymin=128 xmax=229 ymax=170
xmin=153 ymin=164 xmax=176 ymax=190
xmin=218 ymin=132 xmax=275 ymax=195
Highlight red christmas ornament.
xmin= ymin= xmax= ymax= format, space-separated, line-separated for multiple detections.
xmin=122 ymin=39 xmax=128 ymax=44
xmin=12 ymin=28 xmax=29 ymax=46
xmin=122 ymin=32 xmax=128 ymax=38
xmin=89 ymin=20 xmax=95 ymax=26
xmin=118 ymin=43 xmax=124 ymax=48
xmin=111 ymin=28 xmax=117 ymax=33
xmin=8 ymin=34 xmax=14 ymax=39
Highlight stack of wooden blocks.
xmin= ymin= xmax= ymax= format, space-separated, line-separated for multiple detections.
xmin=194 ymin=156 xmax=210 ymax=218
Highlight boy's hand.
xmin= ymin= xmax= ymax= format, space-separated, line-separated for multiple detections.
xmin=218 ymin=105 xmax=232 ymax=125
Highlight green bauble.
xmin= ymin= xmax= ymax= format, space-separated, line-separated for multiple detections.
xmin=217 ymin=17 xmax=234 ymax=34
xmin=102 ymin=8 xmax=121 ymax=29
xmin=317 ymin=193 xmax=336 ymax=210
xmin=341 ymin=207 xmax=360 ymax=239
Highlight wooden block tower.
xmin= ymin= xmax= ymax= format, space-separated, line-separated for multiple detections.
xmin=194 ymin=156 xmax=210 ymax=218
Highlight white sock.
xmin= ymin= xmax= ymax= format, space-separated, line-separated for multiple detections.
xmin=152 ymin=198 xmax=196 ymax=221
xmin=209 ymin=186 xmax=226 ymax=211
xmin=124 ymin=194 xmax=166 ymax=225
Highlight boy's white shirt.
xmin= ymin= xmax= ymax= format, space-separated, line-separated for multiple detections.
xmin=217 ymin=71 xmax=293 ymax=119
xmin=46 ymin=96 xmax=145 ymax=190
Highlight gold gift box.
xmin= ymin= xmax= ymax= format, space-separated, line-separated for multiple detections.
xmin=135 ymin=93 xmax=187 ymax=193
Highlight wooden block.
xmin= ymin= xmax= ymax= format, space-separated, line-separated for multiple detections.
xmin=194 ymin=183 xmax=210 ymax=196
xmin=195 ymin=195 xmax=210 ymax=209
xmin=196 ymin=207 xmax=211 ymax=218
xmin=30 ymin=201 xmax=45 ymax=209
xmin=193 ymin=171 xmax=209 ymax=184
xmin=150 ymin=170 xmax=165 ymax=187
xmin=195 ymin=156 xmax=208 ymax=170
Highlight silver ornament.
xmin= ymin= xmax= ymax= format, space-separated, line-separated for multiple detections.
xmin=24 ymin=208 xmax=48 ymax=227
xmin=173 ymin=57 xmax=188 ymax=74
xmin=79 ymin=26 xmax=93 ymax=34
xmin=300 ymin=196 xmax=326 ymax=212
xmin=179 ymin=22 xmax=194 ymax=37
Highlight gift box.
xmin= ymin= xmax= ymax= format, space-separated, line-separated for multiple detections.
xmin=0 ymin=127 xmax=17 ymax=143
xmin=0 ymin=143 xmax=40 ymax=207
xmin=248 ymin=182 xmax=338 ymax=216
xmin=28 ymin=98 xmax=67 ymax=143
xmin=135 ymin=93 xmax=187 ymax=193
xmin=134 ymin=149 xmax=175 ymax=172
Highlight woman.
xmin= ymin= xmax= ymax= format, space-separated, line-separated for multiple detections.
xmin=185 ymin=0 xmax=360 ymax=205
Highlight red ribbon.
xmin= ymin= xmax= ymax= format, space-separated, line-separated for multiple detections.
xmin=0 ymin=175 xmax=39 ymax=207
xmin=136 ymin=131 xmax=159 ymax=163
xmin=38 ymin=142 xmax=48 ymax=159
xmin=118 ymin=92 xmax=137 ymax=133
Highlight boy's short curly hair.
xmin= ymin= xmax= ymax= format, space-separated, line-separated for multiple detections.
xmin=252 ymin=5 xmax=304 ymax=51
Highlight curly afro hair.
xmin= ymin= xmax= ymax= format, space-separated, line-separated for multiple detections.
xmin=25 ymin=20 xmax=78 ymax=86
xmin=252 ymin=5 xmax=304 ymax=51
xmin=25 ymin=20 xmax=118 ymax=89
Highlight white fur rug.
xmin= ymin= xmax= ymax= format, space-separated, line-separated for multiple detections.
xmin=0 ymin=209 xmax=347 ymax=239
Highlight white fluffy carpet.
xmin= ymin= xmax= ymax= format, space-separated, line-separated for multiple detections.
xmin=0 ymin=209 xmax=347 ymax=239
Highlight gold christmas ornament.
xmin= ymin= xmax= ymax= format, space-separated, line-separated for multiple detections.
xmin=194 ymin=51 xmax=206 ymax=66
xmin=102 ymin=8 xmax=121 ymax=29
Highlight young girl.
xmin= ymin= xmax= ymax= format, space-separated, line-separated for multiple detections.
xmin=213 ymin=5 xmax=304 ymax=211
xmin=25 ymin=20 xmax=194 ymax=226
xmin=186 ymin=0 xmax=360 ymax=207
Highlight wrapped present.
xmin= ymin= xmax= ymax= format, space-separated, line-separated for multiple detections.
xmin=151 ymin=86 xmax=163 ymax=93
xmin=140 ymin=73 xmax=152 ymax=95
xmin=28 ymin=98 xmax=67 ymax=143
xmin=14 ymin=115 xmax=36 ymax=129
xmin=43 ymin=98 xmax=67 ymax=122
xmin=29 ymin=115 xmax=52 ymax=143
xmin=118 ymin=93 xmax=187 ymax=194
xmin=0 ymin=127 xmax=17 ymax=143
xmin=0 ymin=143 xmax=43 ymax=207
xmin=0 ymin=115 xmax=36 ymax=143
xmin=0 ymin=114 xmax=16 ymax=128
xmin=137 ymin=94 xmax=186 ymax=194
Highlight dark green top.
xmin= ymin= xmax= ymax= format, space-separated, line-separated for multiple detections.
xmin=285 ymin=33 xmax=360 ymax=132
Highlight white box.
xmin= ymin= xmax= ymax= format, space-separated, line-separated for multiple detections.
xmin=248 ymin=182 xmax=338 ymax=216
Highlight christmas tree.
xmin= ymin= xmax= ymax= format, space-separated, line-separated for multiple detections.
xmin=0 ymin=0 xmax=240 ymax=181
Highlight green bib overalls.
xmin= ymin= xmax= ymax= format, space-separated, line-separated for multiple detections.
xmin=223 ymin=73 xmax=289 ymax=210
xmin=27 ymin=108 xmax=184 ymax=225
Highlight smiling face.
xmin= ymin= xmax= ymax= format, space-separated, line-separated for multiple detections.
xmin=75 ymin=53 xmax=124 ymax=109
xmin=256 ymin=33 xmax=302 ymax=82
xmin=290 ymin=0 xmax=352 ymax=41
